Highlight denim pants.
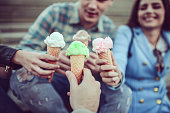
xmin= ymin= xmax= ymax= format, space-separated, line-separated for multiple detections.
xmin=10 ymin=68 xmax=132 ymax=113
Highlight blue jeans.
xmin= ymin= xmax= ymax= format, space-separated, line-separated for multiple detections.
xmin=10 ymin=68 xmax=132 ymax=113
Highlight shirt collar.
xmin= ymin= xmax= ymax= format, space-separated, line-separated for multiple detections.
xmin=69 ymin=2 xmax=104 ymax=32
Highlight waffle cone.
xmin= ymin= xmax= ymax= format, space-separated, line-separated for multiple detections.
xmin=47 ymin=46 xmax=61 ymax=82
xmin=70 ymin=55 xmax=85 ymax=84
xmin=98 ymin=49 xmax=113 ymax=70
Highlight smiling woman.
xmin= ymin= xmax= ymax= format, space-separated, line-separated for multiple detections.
xmin=112 ymin=0 xmax=170 ymax=113
xmin=138 ymin=0 xmax=165 ymax=31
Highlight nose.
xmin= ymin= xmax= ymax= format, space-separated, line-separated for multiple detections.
xmin=88 ymin=0 xmax=97 ymax=10
xmin=146 ymin=5 xmax=154 ymax=13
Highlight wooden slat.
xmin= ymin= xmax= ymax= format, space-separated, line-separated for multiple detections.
xmin=0 ymin=23 xmax=32 ymax=32
xmin=0 ymin=0 xmax=77 ymax=6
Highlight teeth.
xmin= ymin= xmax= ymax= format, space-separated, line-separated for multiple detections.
xmin=145 ymin=17 xmax=154 ymax=21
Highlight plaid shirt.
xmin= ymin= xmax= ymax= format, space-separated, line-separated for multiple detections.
xmin=18 ymin=2 xmax=116 ymax=52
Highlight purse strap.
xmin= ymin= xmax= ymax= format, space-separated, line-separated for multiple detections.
xmin=128 ymin=28 xmax=134 ymax=58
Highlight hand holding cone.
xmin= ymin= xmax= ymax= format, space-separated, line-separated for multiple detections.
xmin=44 ymin=32 xmax=65 ymax=82
xmin=66 ymin=41 xmax=89 ymax=84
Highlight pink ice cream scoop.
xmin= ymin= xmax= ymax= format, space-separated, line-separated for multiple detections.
xmin=92 ymin=37 xmax=113 ymax=53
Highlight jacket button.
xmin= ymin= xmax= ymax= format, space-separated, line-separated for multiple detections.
xmin=143 ymin=62 xmax=147 ymax=66
xmin=139 ymin=99 xmax=144 ymax=103
xmin=154 ymin=87 xmax=159 ymax=92
xmin=139 ymin=88 xmax=143 ymax=91
xmin=155 ymin=76 xmax=160 ymax=81
xmin=156 ymin=99 xmax=162 ymax=105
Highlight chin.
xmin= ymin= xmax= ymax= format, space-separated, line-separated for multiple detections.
xmin=84 ymin=17 xmax=98 ymax=24
xmin=142 ymin=25 xmax=161 ymax=30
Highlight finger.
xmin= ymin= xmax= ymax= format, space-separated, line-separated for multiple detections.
xmin=33 ymin=66 xmax=55 ymax=76
xmin=85 ymin=63 xmax=96 ymax=71
xmin=55 ymin=69 xmax=66 ymax=76
xmin=111 ymin=52 xmax=117 ymax=66
xmin=37 ymin=61 xmax=60 ymax=70
xmin=59 ymin=62 xmax=71 ymax=71
xmin=39 ymin=75 xmax=52 ymax=78
xmin=94 ymin=81 xmax=101 ymax=89
xmin=65 ymin=71 xmax=78 ymax=91
xmin=100 ymin=71 xmax=119 ymax=78
xmin=86 ymin=57 xmax=96 ymax=66
xmin=89 ymin=52 xmax=98 ymax=59
xmin=96 ymin=59 xmax=107 ymax=65
xmin=59 ymin=51 xmax=70 ymax=66
xmin=40 ymin=54 xmax=58 ymax=62
xmin=102 ymin=76 xmax=120 ymax=84
xmin=83 ymin=68 xmax=95 ymax=82
xmin=100 ymin=65 xmax=114 ymax=71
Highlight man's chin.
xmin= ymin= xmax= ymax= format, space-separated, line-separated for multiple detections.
xmin=84 ymin=18 xmax=98 ymax=24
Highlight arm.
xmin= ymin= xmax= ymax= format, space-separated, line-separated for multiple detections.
xmin=96 ymin=25 xmax=132 ymax=89
xmin=66 ymin=68 xmax=101 ymax=113
xmin=96 ymin=52 xmax=122 ymax=87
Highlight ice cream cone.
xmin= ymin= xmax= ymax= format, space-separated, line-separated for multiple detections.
xmin=47 ymin=46 xmax=61 ymax=82
xmin=44 ymin=32 xmax=65 ymax=83
xmin=66 ymin=41 xmax=89 ymax=84
xmin=70 ymin=55 xmax=85 ymax=84
xmin=98 ymin=49 xmax=114 ymax=72
xmin=73 ymin=30 xmax=90 ymax=47
xmin=98 ymin=49 xmax=113 ymax=65
xmin=92 ymin=37 xmax=113 ymax=72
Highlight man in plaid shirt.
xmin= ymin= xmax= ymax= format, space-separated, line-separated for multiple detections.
xmin=10 ymin=0 xmax=132 ymax=113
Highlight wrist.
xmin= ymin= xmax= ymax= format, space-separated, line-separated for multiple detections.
xmin=12 ymin=50 xmax=24 ymax=65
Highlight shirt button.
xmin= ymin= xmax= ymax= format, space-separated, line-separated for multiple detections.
xmin=143 ymin=62 xmax=147 ymax=66
xmin=155 ymin=76 xmax=160 ymax=81
xmin=139 ymin=99 xmax=144 ymax=104
xmin=154 ymin=87 xmax=159 ymax=92
xmin=156 ymin=99 xmax=162 ymax=105
xmin=139 ymin=88 xmax=143 ymax=91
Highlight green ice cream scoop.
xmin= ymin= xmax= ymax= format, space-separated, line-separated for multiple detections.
xmin=66 ymin=41 xmax=89 ymax=58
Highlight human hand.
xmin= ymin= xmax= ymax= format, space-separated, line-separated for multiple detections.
xmin=96 ymin=52 xmax=122 ymax=87
xmin=66 ymin=68 xmax=101 ymax=113
xmin=85 ymin=52 xmax=100 ymax=75
xmin=12 ymin=50 xmax=59 ymax=78
xmin=55 ymin=50 xmax=71 ymax=75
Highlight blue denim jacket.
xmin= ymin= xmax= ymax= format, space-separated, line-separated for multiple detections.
xmin=113 ymin=25 xmax=170 ymax=113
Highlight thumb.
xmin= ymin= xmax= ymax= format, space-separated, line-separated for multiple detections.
xmin=111 ymin=52 xmax=117 ymax=66
xmin=65 ymin=71 xmax=78 ymax=91
xmin=82 ymin=68 xmax=94 ymax=82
